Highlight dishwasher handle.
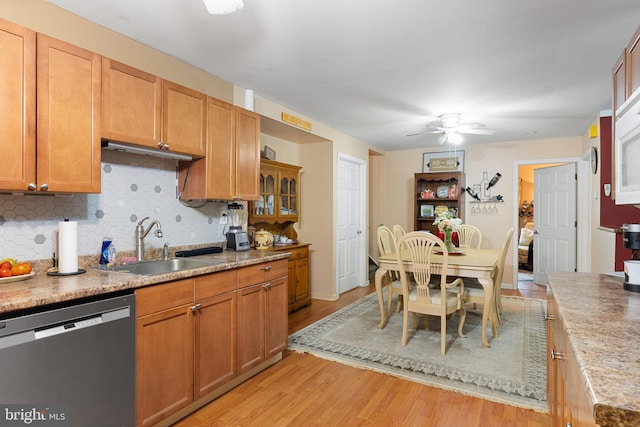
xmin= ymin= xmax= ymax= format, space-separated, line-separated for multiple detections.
xmin=0 ymin=306 xmax=131 ymax=350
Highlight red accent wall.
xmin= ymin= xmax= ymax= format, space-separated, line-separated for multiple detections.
xmin=599 ymin=116 xmax=640 ymax=270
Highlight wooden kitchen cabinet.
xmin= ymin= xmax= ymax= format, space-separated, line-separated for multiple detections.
xmin=272 ymin=244 xmax=311 ymax=312
xmin=0 ymin=19 xmax=36 ymax=191
xmin=237 ymin=260 xmax=288 ymax=374
xmin=135 ymin=279 xmax=195 ymax=427
xmin=627 ymin=26 xmax=640 ymax=99
xmin=547 ymin=289 xmax=598 ymax=427
xmin=102 ymin=58 xmax=206 ymax=157
xmin=250 ymin=160 xmax=302 ymax=224
xmin=0 ymin=21 xmax=100 ymax=193
xmin=414 ymin=172 xmax=465 ymax=234
xmin=178 ymin=97 xmax=260 ymax=201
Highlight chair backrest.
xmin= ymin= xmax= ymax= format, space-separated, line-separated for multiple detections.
xmin=396 ymin=231 xmax=451 ymax=302
xmin=377 ymin=225 xmax=396 ymax=257
xmin=457 ymin=224 xmax=483 ymax=248
xmin=392 ymin=224 xmax=406 ymax=242
xmin=494 ymin=227 xmax=515 ymax=288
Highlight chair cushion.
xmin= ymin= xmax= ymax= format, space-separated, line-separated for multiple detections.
xmin=518 ymin=227 xmax=534 ymax=246
xmin=408 ymin=288 xmax=459 ymax=307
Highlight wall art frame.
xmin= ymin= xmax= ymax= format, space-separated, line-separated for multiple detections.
xmin=422 ymin=151 xmax=464 ymax=173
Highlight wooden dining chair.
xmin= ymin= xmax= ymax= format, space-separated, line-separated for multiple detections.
xmin=395 ymin=231 xmax=466 ymax=355
xmin=462 ymin=228 xmax=514 ymax=318
xmin=377 ymin=225 xmax=405 ymax=315
xmin=457 ymin=224 xmax=483 ymax=248
xmin=392 ymin=224 xmax=406 ymax=242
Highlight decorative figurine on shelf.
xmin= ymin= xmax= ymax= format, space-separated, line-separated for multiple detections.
xmin=486 ymin=172 xmax=502 ymax=190
xmin=465 ymin=186 xmax=481 ymax=201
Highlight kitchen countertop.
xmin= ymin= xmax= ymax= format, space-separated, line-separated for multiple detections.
xmin=547 ymin=272 xmax=640 ymax=427
xmin=0 ymin=250 xmax=290 ymax=315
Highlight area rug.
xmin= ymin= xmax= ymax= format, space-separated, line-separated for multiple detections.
xmin=288 ymin=293 xmax=548 ymax=412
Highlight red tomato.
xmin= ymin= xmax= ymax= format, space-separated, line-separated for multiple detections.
xmin=0 ymin=268 xmax=12 ymax=277
xmin=0 ymin=261 xmax=11 ymax=270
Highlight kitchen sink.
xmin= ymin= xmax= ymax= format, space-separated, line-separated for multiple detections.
xmin=111 ymin=258 xmax=219 ymax=276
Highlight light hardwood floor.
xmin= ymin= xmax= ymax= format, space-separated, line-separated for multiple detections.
xmin=175 ymin=281 xmax=550 ymax=427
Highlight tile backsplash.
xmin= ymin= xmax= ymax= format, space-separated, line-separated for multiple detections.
xmin=0 ymin=150 xmax=235 ymax=262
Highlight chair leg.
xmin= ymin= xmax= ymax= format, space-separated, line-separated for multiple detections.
xmin=440 ymin=315 xmax=447 ymax=356
xmin=395 ymin=295 xmax=403 ymax=313
xmin=386 ymin=286 xmax=393 ymax=316
xmin=401 ymin=309 xmax=409 ymax=346
xmin=457 ymin=306 xmax=466 ymax=338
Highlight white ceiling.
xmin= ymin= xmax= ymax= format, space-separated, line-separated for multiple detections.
xmin=49 ymin=0 xmax=640 ymax=151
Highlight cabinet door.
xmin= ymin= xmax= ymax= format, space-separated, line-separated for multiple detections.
xmin=195 ymin=291 xmax=237 ymax=399
xmin=253 ymin=165 xmax=278 ymax=221
xmin=235 ymin=107 xmax=260 ymax=201
xmin=37 ymin=34 xmax=101 ymax=193
xmin=613 ymin=50 xmax=627 ymax=112
xmin=293 ymin=258 xmax=310 ymax=302
xmin=237 ymin=283 xmax=266 ymax=374
xmin=0 ymin=19 xmax=35 ymax=191
xmin=265 ymin=277 xmax=288 ymax=359
xmin=136 ymin=305 xmax=194 ymax=427
xmin=162 ymin=80 xmax=207 ymax=157
xmin=278 ymin=169 xmax=299 ymax=221
xmin=101 ymin=58 xmax=161 ymax=147
xmin=627 ymin=27 xmax=640 ymax=98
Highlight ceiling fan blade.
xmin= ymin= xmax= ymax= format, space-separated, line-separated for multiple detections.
xmin=458 ymin=128 xmax=495 ymax=135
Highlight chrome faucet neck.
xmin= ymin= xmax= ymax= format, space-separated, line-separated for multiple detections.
xmin=135 ymin=217 xmax=163 ymax=261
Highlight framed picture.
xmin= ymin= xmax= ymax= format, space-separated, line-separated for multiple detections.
xmin=420 ymin=204 xmax=434 ymax=218
xmin=422 ymin=151 xmax=464 ymax=173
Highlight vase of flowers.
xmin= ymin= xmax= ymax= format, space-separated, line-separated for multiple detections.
xmin=433 ymin=213 xmax=462 ymax=252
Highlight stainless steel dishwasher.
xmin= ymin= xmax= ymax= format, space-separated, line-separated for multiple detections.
xmin=0 ymin=291 xmax=135 ymax=427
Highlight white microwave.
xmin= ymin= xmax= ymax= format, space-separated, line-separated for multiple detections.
xmin=615 ymin=88 xmax=640 ymax=205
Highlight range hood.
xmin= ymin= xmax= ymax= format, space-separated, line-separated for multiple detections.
xmin=101 ymin=140 xmax=193 ymax=161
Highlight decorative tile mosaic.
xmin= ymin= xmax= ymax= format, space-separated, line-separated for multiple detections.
xmin=0 ymin=150 xmax=236 ymax=262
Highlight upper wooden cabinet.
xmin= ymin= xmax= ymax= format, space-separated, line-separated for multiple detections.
xmin=613 ymin=50 xmax=627 ymax=112
xmin=627 ymin=26 xmax=640 ymax=99
xmin=0 ymin=19 xmax=101 ymax=194
xmin=102 ymin=58 xmax=206 ymax=158
xmin=0 ymin=19 xmax=36 ymax=192
xmin=178 ymin=97 xmax=260 ymax=201
xmin=414 ymin=172 xmax=465 ymax=234
xmin=249 ymin=160 xmax=302 ymax=224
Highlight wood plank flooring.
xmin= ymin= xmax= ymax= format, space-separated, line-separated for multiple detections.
xmin=174 ymin=282 xmax=550 ymax=427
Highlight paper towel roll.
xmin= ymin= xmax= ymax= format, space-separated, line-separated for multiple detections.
xmin=58 ymin=220 xmax=78 ymax=274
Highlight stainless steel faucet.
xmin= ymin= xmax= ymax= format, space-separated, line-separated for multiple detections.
xmin=135 ymin=217 xmax=163 ymax=261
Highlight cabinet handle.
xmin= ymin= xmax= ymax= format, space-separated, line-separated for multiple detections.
xmin=262 ymin=283 xmax=271 ymax=289
xmin=40 ymin=184 xmax=49 ymax=191
xmin=544 ymin=313 xmax=554 ymax=320
xmin=157 ymin=141 xmax=164 ymax=149
xmin=28 ymin=183 xmax=37 ymax=191
xmin=163 ymin=143 xmax=170 ymax=150
xmin=550 ymin=350 xmax=565 ymax=360
xmin=189 ymin=303 xmax=202 ymax=312
xmin=260 ymin=266 xmax=272 ymax=271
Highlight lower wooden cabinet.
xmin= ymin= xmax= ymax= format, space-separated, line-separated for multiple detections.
xmin=272 ymin=244 xmax=311 ymax=312
xmin=237 ymin=260 xmax=288 ymax=374
xmin=547 ymin=290 xmax=598 ymax=427
xmin=135 ymin=262 xmax=287 ymax=427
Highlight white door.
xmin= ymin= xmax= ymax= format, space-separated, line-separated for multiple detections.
xmin=533 ymin=163 xmax=577 ymax=284
xmin=337 ymin=153 xmax=366 ymax=294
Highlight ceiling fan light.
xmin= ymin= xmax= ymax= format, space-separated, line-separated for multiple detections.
xmin=203 ymin=0 xmax=244 ymax=15
xmin=447 ymin=131 xmax=463 ymax=145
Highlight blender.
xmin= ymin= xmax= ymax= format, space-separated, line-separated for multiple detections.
xmin=226 ymin=203 xmax=249 ymax=251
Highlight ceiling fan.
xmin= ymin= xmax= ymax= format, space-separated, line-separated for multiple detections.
xmin=407 ymin=113 xmax=495 ymax=144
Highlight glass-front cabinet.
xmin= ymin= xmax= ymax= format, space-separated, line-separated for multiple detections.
xmin=250 ymin=160 xmax=302 ymax=224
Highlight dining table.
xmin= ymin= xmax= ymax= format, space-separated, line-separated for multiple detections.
xmin=375 ymin=247 xmax=501 ymax=348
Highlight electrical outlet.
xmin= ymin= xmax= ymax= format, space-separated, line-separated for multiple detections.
xmin=220 ymin=214 xmax=227 ymax=225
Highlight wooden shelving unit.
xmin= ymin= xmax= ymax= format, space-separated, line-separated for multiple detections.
xmin=414 ymin=172 xmax=465 ymax=234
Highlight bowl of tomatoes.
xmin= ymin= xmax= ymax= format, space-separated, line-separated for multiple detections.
xmin=0 ymin=258 xmax=34 ymax=283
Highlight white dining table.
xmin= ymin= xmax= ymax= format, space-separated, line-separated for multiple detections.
xmin=375 ymin=247 xmax=500 ymax=348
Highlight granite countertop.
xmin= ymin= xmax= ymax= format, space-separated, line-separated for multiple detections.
xmin=547 ymin=272 xmax=640 ymax=427
xmin=0 ymin=250 xmax=290 ymax=315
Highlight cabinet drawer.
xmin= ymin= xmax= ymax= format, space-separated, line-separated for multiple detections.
xmin=194 ymin=269 xmax=237 ymax=300
xmin=136 ymin=278 xmax=194 ymax=317
xmin=288 ymin=247 xmax=308 ymax=260
xmin=237 ymin=260 xmax=288 ymax=288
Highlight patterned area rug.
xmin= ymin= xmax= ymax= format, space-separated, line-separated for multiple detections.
xmin=289 ymin=293 xmax=548 ymax=412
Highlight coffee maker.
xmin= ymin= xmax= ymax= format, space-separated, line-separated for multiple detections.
xmin=226 ymin=204 xmax=249 ymax=251
xmin=622 ymin=223 xmax=640 ymax=292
